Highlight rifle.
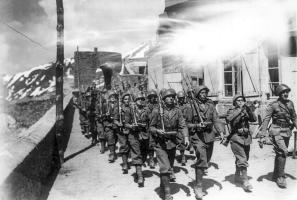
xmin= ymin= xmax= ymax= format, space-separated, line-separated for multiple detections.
xmin=149 ymin=74 xmax=165 ymax=133
xmin=182 ymin=73 xmax=204 ymax=126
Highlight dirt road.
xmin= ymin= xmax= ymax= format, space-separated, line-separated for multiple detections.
xmin=48 ymin=110 xmax=297 ymax=200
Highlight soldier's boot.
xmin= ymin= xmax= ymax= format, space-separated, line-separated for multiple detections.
xmin=100 ymin=141 xmax=106 ymax=154
xmin=234 ymin=166 xmax=242 ymax=183
xmin=148 ymin=151 xmax=156 ymax=169
xmin=272 ymin=156 xmax=279 ymax=181
xmin=241 ymin=167 xmax=253 ymax=192
xmin=180 ymin=150 xmax=186 ymax=166
xmin=122 ymin=154 xmax=129 ymax=174
xmin=136 ymin=165 xmax=144 ymax=187
xmin=161 ymin=174 xmax=173 ymax=200
xmin=193 ymin=168 xmax=205 ymax=200
xmin=108 ymin=145 xmax=116 ymax=162
xmin=276 ymin=156 xmax=287 ymax=188
xmin=169 ymin=168 xmax=176 ymax=182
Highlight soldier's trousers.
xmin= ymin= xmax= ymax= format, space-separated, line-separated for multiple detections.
xmin=99 ymin=126 xmax=116 ymax=145
xmin=191 ymin=139 xmax=213 ymax=169
xmin=117 ymin=132 xmax=142 ymax=165
xmin=272 ymin=135 xmax=290 ymax=178
xmin=230 ymin=141 xmax=250 ymax=168
xmin=176 ymin=131 xmax=187 ymax=151
xmin=154 ymin=146 xmax=176 ymax=174
xmin=140 ymin=138 xmax=150 ymax=163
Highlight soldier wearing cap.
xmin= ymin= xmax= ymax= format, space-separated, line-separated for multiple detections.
xmin=259 ymin=84 xmax=297 ymax=188
xmin=150 ymin=88 xmax=189 ymax=200
xmin=176 ymin=91 xmax=191 ymax=166
xmin=114 ymin=92 xmax=144 ymax=187
xmin=226 ymin=94 xmax=257 ymax=192
xmin=185 ymin=85 xmax=225 ymax=199
xmin=146 ymin=90 xmax=159 ymax=168
xmin=97 ymin=90 xmax=118 ymax=162
xmin=78 ymin=92 xmax=90 ymax=138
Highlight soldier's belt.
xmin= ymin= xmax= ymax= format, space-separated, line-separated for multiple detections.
xmin=273 ymin=120 xmax=291 ymax=128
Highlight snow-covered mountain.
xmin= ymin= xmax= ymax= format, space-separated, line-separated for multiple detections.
xmin=4 ymin=58 xmax=74 ymax=102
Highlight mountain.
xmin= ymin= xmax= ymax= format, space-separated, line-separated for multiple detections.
xmin=3 ymin=58 xmax=74 ymax=102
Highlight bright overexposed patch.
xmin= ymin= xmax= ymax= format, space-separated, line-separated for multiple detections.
xmin=158 ymin=0 xmax=295 ymax=67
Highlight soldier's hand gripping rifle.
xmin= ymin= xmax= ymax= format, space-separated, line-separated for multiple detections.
xmin=129 ymin=94 xmax=139 ymax=131
xmin=182 ymin=74 xmax=205 ymax=128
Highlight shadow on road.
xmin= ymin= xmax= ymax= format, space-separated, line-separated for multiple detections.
xmin=257 ymin=172 xmax=296 ymax=182
xmin=174 ymin=166 xmax=189 ymax=174
xmin=188 ymin=177 xmax=223 ymax=195
xmin=154 ymin=182 xmax=191 ymax=199
xmin=64 ymin=144 xmax=95 ymax=162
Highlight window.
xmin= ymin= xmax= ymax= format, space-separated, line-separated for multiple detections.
xmin=139 ymin=66 xmax=145 ymax=74
xmin=267 ymin=43 xmax=280 ymax=96
xmin=224 ymin=60 xmax=241 ymax=97
xmin=191 ymin=76 xmax=197 ymax=86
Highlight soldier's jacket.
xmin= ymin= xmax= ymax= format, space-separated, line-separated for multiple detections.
xmin=149 ymin=105 xmax=189 ymax=149
xmin=114 ymin=104 xmax=134 ymax=134
xmin=260 ymin=99 xmax=297 ymax=137
xmin=134 ymin=105 xmax=150 ymax=139
xmin=77 ymin=96 xmax=89 ymax=123
xmin=185 ymin=98 xmax=224 ymax=143
xmin=226 ymin=106 xmax=257 ymax=145
xmin=178 ymin=102 xmax=191 ymax=120
xmin=97 ymin=101 xmax=118 ymax=129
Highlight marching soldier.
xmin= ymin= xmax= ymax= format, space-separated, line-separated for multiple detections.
xmin=146 ymin=90 xmax=159 ymax=168
xmin=78 ymin=92 xmax=91 ymax=138
xmin=259 ymin=84 xmax=297 ymax=188
xmin=97 ymin=90 xmax=117 ymax=162
xmin=88 ymin=90 xmax=98 ymax=145
xmin=150 ymin=89 xmax=189 ymax=200
xmin=133 ymin=93 xmax=151 ymax=167
xmin=186 ymin=85 xmax=224 ymax=199
xmin=114 ymin=93 xmax=144 ymax=187
xmin=176 ymin=91 xmax=191 ymax=166
xmin=226 ymin=94 xmax=257 ymax=192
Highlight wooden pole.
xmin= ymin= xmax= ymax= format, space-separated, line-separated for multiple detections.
xmin=293 ymin=131 xmax=297 ymax=159
xmin=56 ymin=0 xmax=64 ymax=165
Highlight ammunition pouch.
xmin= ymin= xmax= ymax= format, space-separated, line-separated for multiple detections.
xmin=235 ymin=127 xmax=249 ymax=136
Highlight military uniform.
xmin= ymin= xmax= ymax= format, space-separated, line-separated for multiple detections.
xmin=185 ymin=85 xmax=224 ymax=199
xmin=78 ymin=93 xmax=91 ymax=138
xmin=87 ymin=92 xmax=98 ymax=144
xmin=226 ymin=94 xmax=257 ymax=191
xmin=114 ymin=93 xmax=143 ymax=179
xmin=176 ymin=91 xmax=191 ymax=165
xmin=259 ymin=84 xmax=297 ymax=188
xmin=149 ymin=89 xmax=188 ymax=200
xmin=97 ymin=92 xmax=117 ymax=162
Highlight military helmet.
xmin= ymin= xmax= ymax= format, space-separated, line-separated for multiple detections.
xmin=194 ymin=85 xmax=209 ymax=97
xmin=275 ymin=84 xmax=291 ymax=96
xmin=147 ymin=90 xmax=157 ymax=98
xmin=232 ymin=94 xmax=246 ymax=106
xmin=135 ymin=92 xmax=145 ymax=101
xmin=177 ymin=91 xmax=185 ymax=98
xmin=162 ymin=88 xmax=176 ymax=100
xmin=85 ymin=92 xmax=91 ymax=97
xmin=121 ymin=92 xmax=131 ymax=101
xmin=108 ymin=90 xmax=117 ymax=98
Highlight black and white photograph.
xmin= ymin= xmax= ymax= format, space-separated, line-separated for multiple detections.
xmin=0 ymin=0 xmax=297 ymax=200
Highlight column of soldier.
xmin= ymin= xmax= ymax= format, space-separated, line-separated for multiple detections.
xmin=73 ymin=83 xmax=296 ymax=200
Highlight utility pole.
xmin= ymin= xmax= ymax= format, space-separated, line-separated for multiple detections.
xmin=56 ymin=0 xmax=64 ymax=165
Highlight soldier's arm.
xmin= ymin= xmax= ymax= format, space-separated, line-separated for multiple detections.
xmin=289 ymin=101 xmax=297 ymax=128
xmin=226 ymin=108 xmax=242 ymax=123
xmin=149 ymin=109 xmax=160 ymax=135
xmin=259 ymin=103 xmax=274 ymax=137
xmin=213 ymin=107 xmax=225 ymax=133
xmin=178 ymin=109 xmax=189 ymax=138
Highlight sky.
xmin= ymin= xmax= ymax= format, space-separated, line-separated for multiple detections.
xmin=0 ymin=0 xmax=164 ymax=75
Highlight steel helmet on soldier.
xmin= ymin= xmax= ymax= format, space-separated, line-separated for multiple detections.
xmin=121 ymin=92 xmax=131 ymax=101
xmin=177 ymin=91 xmax=185 ymax=98
xmin=108 ymin=90 xmax=117 ymax=98
xmin=162 ymin=88 xmax=176 ymax=100
xmin=232 ymin=94 xmax=246 ymax=106
xmin=147 ymin=90 xmax=157 ymax=98
xmin=85 ymin=92 xmax=91 ymax=97
xmin=275 ymin=84 xmax=291 ymax=96
xmin=194 ymin=85 xmax=209 ymax=97
xmin=135 ymin=92 xmax=145 ymax=101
